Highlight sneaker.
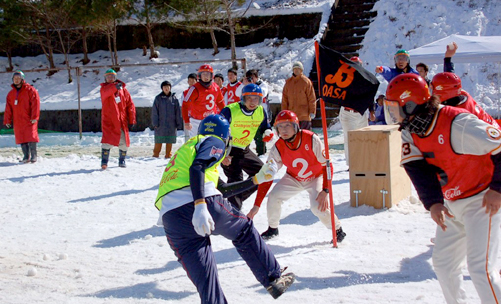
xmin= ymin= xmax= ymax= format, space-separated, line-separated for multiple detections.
xmin=261 ymin=227 xmax=279 ymax=240
xmin=267 ymin=272 xmax=295 ymax=299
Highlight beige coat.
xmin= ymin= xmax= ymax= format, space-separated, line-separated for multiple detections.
xmin=281 ymin=74 xmax=316 ymax=121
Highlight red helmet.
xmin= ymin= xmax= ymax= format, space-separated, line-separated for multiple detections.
xmin=350 ymin=56 xmax=362 ymax=64
xmin=274 ymin=110 xmax=300 ymax=135
xmin=198 ymin=64 xmax=214 ymax=79
xmin=431 ymin=72 xmax=462 ymax=102
xmin=385 ymin=74 xmax=431 ymax=124
xmin=275 ymin=110 xmax=299 ymax=126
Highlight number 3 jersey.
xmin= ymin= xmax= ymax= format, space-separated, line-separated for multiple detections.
xmin=183 ymin=82 xmax=224 ymax=121
xmin=400 ymin=105 xmax=501 ymax=201
xmin=272 ymin=130 xmax=327 ymax=182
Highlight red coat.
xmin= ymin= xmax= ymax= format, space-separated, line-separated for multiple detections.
xmin=4 ymin=82 xmax=40 ymax=144
xmin=100 ymin=80 xmax=136 ymax=147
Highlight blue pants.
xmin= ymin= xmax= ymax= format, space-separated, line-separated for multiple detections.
xmin=163 ymin=195 xmax=282 ymax=304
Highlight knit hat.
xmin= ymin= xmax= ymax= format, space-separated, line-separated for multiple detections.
xmin=104 ymin=69 xmax=117 ymax=76
xmin=292 ymin=61 xmax=304 ymax=71
xmin=161 ymin=81 xmax=171 ymax=89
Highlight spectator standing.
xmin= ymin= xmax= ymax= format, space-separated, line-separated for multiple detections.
xmin=181 ymin=73 xmax=198 ymax=142
xmin=224 ymin=68 xmax=242 ymax=105
xmin=151 ymin=81 xmax=183 ymax=158
xmin=369 ymin=94 xmax=386 ymax=125
xmin=281 ymin=61 xmax=316 ymax=130
xmin=220 ymin=84 xmax=274 ymax=210
xmin=182 ymin=65 xmax=225 ymax=139
xmin=99 ymin=68 xmax=136 ymax=169
xmin=339 ymin=56 xmax=375 ymax=168
xmin=154 ymin=114 xmax=295 ymax=303
xmin=385 ymin=74 xmax=501 ymax=304
xmin=375 ymin=49 xmax=419 ymax=82
xmin=416 ymin=62 xmax=431 ymax=85
xmin=249 ymin=110 xmax=346 ymax=242
xmin=3 ymin=70 xmax=40 ymax=163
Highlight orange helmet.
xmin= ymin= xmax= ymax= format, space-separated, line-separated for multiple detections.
xmin=431 ymin=72 xmax=462 ymax=102
xmin=384 ymin=74 xmax=431 ymax=124
xmin=198 ymin=64 xmax=214 ymax=80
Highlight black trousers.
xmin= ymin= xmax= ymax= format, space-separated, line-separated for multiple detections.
xmin=221 ymin=146 xmax=263 ymax=210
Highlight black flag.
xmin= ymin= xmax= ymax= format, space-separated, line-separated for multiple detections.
xmin=315 ymin=43 xmax=379 ymax=114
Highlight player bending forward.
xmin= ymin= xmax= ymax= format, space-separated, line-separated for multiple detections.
xmin=248 ymin=110 xmax=346 ymax=242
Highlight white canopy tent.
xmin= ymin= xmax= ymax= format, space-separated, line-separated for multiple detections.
xmin=408 ymin=34 xmax=501 ymax=64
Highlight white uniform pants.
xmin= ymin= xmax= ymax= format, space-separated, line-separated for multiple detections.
xmin=339 ymin=107 xmax=368 ymax=166
xmin=432 ymin=190 xmax=501 ymax=304
xmin=188 ymin=118 xmax=202 ymax=139
xmin=102 ymin=129 xmax=128 ymax=151
xmin=266 ymin=173 xmax=341 ymax=230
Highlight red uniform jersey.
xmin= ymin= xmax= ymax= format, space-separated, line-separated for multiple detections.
xmin=225 ymin=81 xmax=242 ymax=105
xmin=183 ymin=82 xmax=224 ymax=121
xmin=458 ymin=90 xmax=499 ymax=128
xmin=275 ymin=130 xmax=324 ymax=182
xmin=410 ymin=106 xmax=493 ymax=200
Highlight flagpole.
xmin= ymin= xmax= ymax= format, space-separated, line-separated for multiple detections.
xmin=314 ymin=41 xmax=338 ymax=248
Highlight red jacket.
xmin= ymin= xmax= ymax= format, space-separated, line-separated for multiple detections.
xmin=4 ymin=82 xmax=40 ymax=144
xmin=100 ymin=80 xmax=136 ymax=147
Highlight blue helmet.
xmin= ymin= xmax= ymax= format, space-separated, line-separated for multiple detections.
xmin=240 ymin=83 xmax=263 ymax=105
xmin=198 ymin=114 xmax=231 ymax=143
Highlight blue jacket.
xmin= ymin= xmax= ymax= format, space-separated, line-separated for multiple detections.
xmin=380 ymin=66 xmax=419 ymax=82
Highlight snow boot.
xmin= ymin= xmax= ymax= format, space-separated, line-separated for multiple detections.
xmin=331 ymin=227 xmax=347 ymax=244
xmin=29 ymin=142 xmax=37 ymax=163
xmin=267 ymin=272 xmax=295 ymax=299
xmin=261 ymin=227 xmax=279 ymax=240
xmin=20 ymin=143 xmax=30 ymax=163
xmin=118 ymin=150 xmax=127 ymax=168
xmin=101 ymin=149 xmax=110 ymax=169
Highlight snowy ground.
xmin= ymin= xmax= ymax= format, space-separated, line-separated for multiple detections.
xmin=0 ymin=132 xmax=488 ymax=304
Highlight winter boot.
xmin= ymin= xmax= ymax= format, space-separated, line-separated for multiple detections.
xmin=261 ymin=227 xmax=279 ymax=240
xmin=118 ymin=150 xmax=127 ymax=168
xmin=101 ymin=149 xmax=110 ymax=170
xmin=29 ymin=142 xmax=37 ymax=163
xmin=331 ymin=227 xmax=347 ymax=244
xmin=20 ymin=143 xmax=30 ymax=163
xmin=267 ymin=272 xmax=295 ymax=299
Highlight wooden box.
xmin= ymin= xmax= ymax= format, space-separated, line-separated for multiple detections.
xmin=347 ymin=125 xmax=411 ymax=209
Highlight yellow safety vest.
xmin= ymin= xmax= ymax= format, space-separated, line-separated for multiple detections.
xmin=154 ymin=135 xmax=225 ymax=210
xmin=227 ymin=102 xmax=264 ymax=148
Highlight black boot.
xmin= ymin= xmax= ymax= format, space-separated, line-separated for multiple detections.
xmin=331 ymin=227 xmax=347 ymax=244
xmin=101 ymin=149 xmax=110 ymax=169
xmin=118 ymin=150 xmax=127 ymax=168
xmin=20 ymin=143 xmax=30 ymax=163
xmin=261 ymin=227 xmax=279 ymax=240
xmin=29 ymin=142 xmax=37 ymax=163
xmin=267 ymin=272 xmax=295 ymax=299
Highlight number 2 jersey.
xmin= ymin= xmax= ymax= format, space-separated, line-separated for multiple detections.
xmin=254 ymin=130 xmax=328 ymax=207
xmin=401 ymin=105 xmax=501 ymax=205
xmin=182 ymin=82 xmax=225 ymax=122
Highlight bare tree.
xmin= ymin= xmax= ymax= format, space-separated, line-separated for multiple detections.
xmin=126 ymin=0 xmax=168 ymax=59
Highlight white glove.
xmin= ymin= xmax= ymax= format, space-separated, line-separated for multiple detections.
xmin=310 ymin=113 xmax=316 ymax=119
xmin=30 ymin=120 xmax=37 ymax=124
xmin=5 ymin=124 xmax=11 ymax=128
xmin=192 ymin=201 xmax=215 ymax=237
xmin=253 ymin=159 xmax=278 ymax=184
